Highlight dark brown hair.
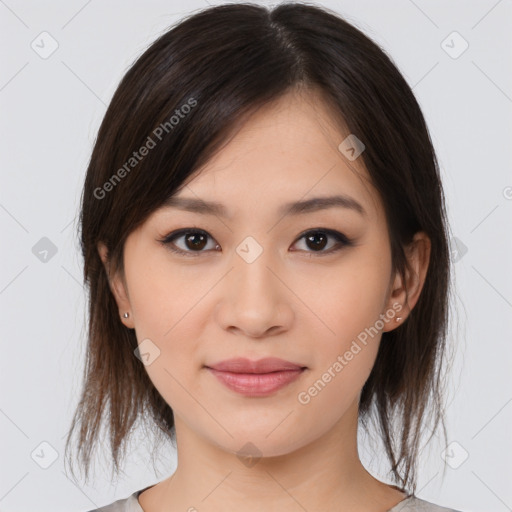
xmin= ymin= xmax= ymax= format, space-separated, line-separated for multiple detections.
xmin=65 ymin=2 xmax=452 ymax=494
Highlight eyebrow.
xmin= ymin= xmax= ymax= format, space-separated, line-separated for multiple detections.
xmin=162 ymin=194 xmax=366 ymax=219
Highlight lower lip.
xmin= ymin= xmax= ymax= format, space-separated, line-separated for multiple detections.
xmin=207 ymin=368 xmax=305 ymax=397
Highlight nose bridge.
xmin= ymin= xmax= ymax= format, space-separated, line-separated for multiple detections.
xmin=232 ymin=234 xmax=280 ymax=302
xmin=215 ymin=234 xmax=291 ymax=336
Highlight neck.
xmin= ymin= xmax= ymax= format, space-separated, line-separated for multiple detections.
xmin=142 ymin=400 xmax=407 ymax=512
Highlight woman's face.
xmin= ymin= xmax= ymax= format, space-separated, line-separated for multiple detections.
xmin=102 ymin=91 xmax=413 ymax=459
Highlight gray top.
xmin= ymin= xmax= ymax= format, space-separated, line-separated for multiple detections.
xmin=86 ymin=486 xmax=463 ymax=512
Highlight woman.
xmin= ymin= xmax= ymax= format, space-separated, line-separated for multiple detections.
xmin=66 ymin=3 xmax=462 ymax=511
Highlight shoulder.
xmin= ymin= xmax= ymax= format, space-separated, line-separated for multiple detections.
xmin=390 ymin=495 xmax=463 ymax=512
xmin=84 ymin=490 xmax=143 ymax=512
xmin=83 ymin=490 xmax=465 ymax=512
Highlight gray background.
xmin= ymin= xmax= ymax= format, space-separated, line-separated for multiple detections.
xmin=1 ymin=1 xmax=511 ymax=511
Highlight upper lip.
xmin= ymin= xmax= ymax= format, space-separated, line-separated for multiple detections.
xmin=206 ymin=357 xmax=306 ymax=373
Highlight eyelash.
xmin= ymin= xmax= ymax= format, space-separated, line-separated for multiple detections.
xmin=157 ymin=228 xmax=354 ymax=258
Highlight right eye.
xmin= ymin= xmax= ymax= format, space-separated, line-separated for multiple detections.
xmin=158 ymin=228 xmax=220 ymax=257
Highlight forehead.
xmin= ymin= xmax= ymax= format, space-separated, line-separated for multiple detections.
xmin=171 ymin=91 xmax=382 ymax=222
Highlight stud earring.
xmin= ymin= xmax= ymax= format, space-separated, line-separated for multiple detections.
xmin=123 ymin=312 xmax=130 ymax=318
xmin=396 ymin=317 xmax=402 ymax=322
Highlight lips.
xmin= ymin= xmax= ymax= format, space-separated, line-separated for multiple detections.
xmin=205 ymin=357 xmax=307 ymax=397
xmin=206 ymin=357 xmax=305 ymax=373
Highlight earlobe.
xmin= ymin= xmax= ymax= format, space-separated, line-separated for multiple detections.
xmin=382 ymin=232 xmax=431 ymax=331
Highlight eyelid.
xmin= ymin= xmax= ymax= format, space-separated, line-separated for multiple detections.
xmin=158 ymin=227 xmax=354 ymax=257
xmin=293 ymin=228 xmax=352 ymax=246
xmin=158 ymin=228 xmax=218 ymax=257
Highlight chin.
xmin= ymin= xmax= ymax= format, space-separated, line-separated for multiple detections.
xmin=210 ymin=427 xmax=313 ymax=462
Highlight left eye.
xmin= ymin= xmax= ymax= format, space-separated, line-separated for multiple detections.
xmin=158 ymin=228 xmax=352 ymax=257
xmin=291 ymin=229 xmax=352 ymax=254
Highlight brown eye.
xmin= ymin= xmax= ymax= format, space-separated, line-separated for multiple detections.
xmin=184 ymin=232 xmax=208 ymax=250
xmin=159 ymin=227 xmax=353 ymax=258
xmin=159 ymin=229 xmax=219 ymax=256
xmin=290 ymin=229 xmax=353 ymax=255
xmin=305 ymin=232 xmax=328 ymax=250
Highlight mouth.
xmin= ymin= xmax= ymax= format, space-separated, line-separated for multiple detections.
xmin=205 ymin=357 xmax=307 ymax=397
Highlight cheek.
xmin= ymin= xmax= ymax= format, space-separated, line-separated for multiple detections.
xmin=126 ymin=248 xmax=209 ymax=337
xmin=302 ymin=249 xmax=391 ymax=340
xmin=123 ymin=251 xmax=212 ymax=399
xmin=294 ymin=269 xmax=387 ymax=421
xmin=296 ymin=245 xmax=391 ymax=399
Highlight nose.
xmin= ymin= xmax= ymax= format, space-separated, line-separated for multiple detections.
xmin=214 ymin=245 xmax=294 ymax=339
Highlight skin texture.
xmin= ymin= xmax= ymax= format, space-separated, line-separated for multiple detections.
xmin=98 ymin=90 xmax=430 ymax=512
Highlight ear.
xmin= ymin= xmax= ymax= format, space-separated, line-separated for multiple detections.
xmin=97 ymin=241 xmax=134 ymax=329
xmin=382 ymin=231 xmax=431 ymax=332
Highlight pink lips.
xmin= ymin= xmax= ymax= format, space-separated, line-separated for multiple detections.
xmin=206 ymin=357 xmax=306 ymax=397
